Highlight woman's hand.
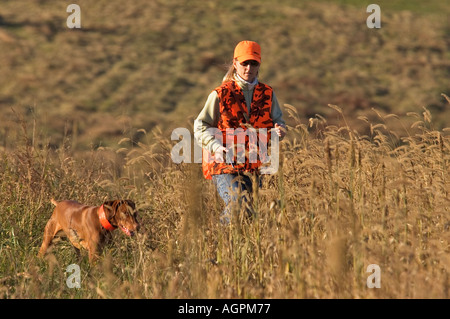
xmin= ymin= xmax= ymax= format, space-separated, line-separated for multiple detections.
xmin=274 ymin=123 xmax=287 ymax=140
xmin=214 ymin=145 xmax=229 ymax=162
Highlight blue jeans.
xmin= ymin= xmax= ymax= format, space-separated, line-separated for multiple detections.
xmin=212 ymin=173 xmax=260 ymax=224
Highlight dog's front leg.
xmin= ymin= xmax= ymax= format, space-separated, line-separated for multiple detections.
xmin=87 ymin=235 xmax=101 ymax=264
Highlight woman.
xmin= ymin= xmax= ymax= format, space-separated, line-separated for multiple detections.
xmin=194 ymin=40 xmax=286 ymax=224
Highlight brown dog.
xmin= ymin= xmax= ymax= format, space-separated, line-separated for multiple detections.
xmin=38 ymin=199 xmax=139 ymax=262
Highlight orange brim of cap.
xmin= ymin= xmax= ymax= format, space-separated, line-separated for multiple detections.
xmin=236 ymin=54 xmax=261 ymax=63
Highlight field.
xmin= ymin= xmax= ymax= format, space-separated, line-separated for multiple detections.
xmin=0 ymin=0 xmax=449 ymax=299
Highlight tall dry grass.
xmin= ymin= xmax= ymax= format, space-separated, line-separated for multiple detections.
xmin=0 ymin=96 xmax=449 ymax=298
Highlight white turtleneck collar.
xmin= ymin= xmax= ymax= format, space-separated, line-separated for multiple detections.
xmin=234 ymin=73 xmax=258 ymax=91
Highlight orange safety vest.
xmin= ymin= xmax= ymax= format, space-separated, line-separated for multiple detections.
xmin=202 ymin=80 xmax=274 ymax=179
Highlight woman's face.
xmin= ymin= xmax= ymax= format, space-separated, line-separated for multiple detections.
xmin=233 ymin=59 xmax=260 ymax=83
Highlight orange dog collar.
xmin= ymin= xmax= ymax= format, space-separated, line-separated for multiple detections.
xmin=98 ymin=204 xmax=116 ymax=231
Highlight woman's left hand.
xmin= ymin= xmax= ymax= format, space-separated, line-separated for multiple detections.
xmin=274 ymin=123 xmax=287 ymax=140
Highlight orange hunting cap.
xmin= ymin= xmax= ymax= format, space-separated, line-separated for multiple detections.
xmin=234 ymin=40 xmax=261 ymax=63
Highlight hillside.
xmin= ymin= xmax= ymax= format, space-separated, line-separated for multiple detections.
xmin=1 ymin=0 xmax=449 ymax=151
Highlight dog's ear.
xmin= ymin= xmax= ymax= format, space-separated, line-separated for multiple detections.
xmin=102 ymin=200 xmax=120 ymax=219
xmin=125 ymin=200 xmax=136 ymax=212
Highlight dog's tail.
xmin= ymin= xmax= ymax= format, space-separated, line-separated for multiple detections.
xmin=50 ymin=198 xmax=58 ymax=206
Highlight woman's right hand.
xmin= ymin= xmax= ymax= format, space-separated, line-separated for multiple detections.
xmin=214 ymin=145 xmax=229 ymax=162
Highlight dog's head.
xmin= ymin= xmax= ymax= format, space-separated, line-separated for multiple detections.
xmin=102 ymin=200 xmax=139 ymax=236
